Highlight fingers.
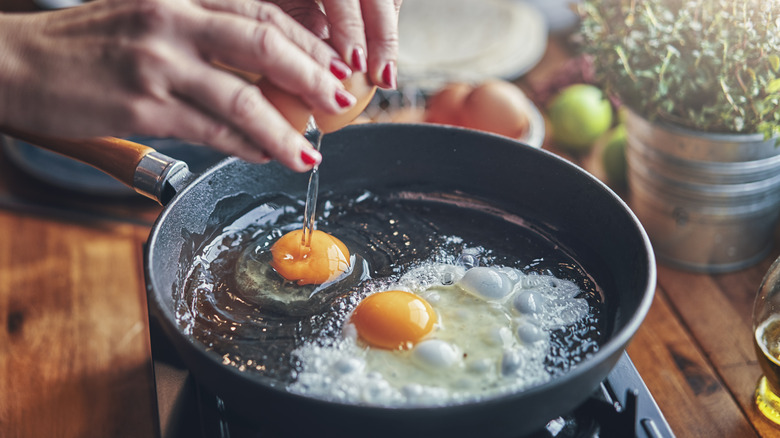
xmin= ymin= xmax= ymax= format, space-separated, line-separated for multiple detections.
xmin=319 ymin=0 xmax=366 ymax=71
xmin=265 ymin=0 xmax=330 ymax=39
xmin=162 ymin=0 xmax=337 ymax=171
xmin=320 ymin=0 xmax=400 ymax=89
xmin=187 ymin=2 xmax=349 ymax=115
xmin=198 ymin=0 xmax=336 ymax=67
xmin=1 ymin=0 xmax=328 ymax=172
xmin=169 ymin=64 xmax=321 ymax=172
xmin=360 ymin=0 xmax=401 ymax=89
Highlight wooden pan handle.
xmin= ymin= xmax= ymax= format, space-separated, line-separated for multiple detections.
xmin=0 ymin=128 xmax=155 ymax=187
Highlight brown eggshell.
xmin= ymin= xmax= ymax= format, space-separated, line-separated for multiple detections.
xmin=256 ymin=78 xmax=311 ymax=133
xmin=460 ymin=80 xmax=531 ymax=138
xmin=313 ymin=72 xmax=377 ymax=133
xmin=257 ymin=71 xmax=377 ymax=134
xmin=424 ymin=82 xmax=473 ymax=126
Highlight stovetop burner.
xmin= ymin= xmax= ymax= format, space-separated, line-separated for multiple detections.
xmin=150 ymin=323 xmax=674 ymax=438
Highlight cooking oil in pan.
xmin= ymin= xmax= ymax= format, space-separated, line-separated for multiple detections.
xmin=176 ymin=189 xmax=605 ymax=398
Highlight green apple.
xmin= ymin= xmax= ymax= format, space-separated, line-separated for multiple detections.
xmin=547 ymin=84 xmax=613 ymax=153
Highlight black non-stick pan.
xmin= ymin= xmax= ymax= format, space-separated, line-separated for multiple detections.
xmin=10 ymin=124 xmax=656 ymax=438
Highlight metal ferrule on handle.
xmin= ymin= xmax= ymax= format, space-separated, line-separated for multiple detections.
xmin=0 ymin=128 xmax=195 ymax=205
xmin=133 ymin=152 xmax=191 ymax=205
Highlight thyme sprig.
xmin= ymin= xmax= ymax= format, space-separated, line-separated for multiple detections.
xmin=579 ymin=0 xmax=780 ymax=138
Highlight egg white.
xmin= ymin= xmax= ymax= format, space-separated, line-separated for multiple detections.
xmin=288 ymin=261 xmax=590 ymax=407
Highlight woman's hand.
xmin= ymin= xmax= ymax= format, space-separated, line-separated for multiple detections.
xmin=272 ymin=0 xmax=402 ymax=90
xmin=0 ymin=0 xmax=361 ymax=171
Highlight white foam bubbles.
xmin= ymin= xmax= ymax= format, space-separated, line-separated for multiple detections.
xmin=288 ymin=261 xmax=593 ymax=407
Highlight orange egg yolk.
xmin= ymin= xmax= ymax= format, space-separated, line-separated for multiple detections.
xmin=350 ymin=290 xmax=436 ymax=350
xmin=270 ymin=229 xmax=350 ymax=285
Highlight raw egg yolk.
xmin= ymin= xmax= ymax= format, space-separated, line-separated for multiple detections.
xmin=270 ymin=229 xmax=350 ymax=285
xmin=350 ymin=290 xmax=436 ymax=350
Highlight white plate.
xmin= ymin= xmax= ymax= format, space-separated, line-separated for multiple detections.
xmin=521 ymin=94 xmax=546 ymax=148
xmin=398 ymin=0 xmax=548 ymax=90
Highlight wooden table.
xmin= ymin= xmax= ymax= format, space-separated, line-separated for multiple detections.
xmin=1 ymin=27 xmax=779 ymax=437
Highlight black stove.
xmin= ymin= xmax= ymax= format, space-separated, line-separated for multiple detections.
xmin=150 ymin=321 xmax=674 ymax=438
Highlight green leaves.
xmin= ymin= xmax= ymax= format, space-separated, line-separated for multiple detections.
xmin=769 ymin=55 xmax=780 ymax=73
xmin=768 ymin=79 xmax=780 ymax=94
xmin=580 ymin=0 xmax=780 ymax=134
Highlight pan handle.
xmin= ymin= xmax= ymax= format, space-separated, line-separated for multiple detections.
xmin=1 ymin=128 xmax=193 ymax=205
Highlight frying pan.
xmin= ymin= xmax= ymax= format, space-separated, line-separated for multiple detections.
xmin=9 ymin=124 xmax=656 ymax=437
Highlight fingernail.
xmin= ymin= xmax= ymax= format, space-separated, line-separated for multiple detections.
xmin=351 ymin=46 xmax=367 ymax=73
xmin=382 ymin=61 xmax=397 ymax=89
xmin=335 ymin=88 xmax=356 ymax=108
xmin=330 ymin=58 xmax=352 ymax=80
xmin=301 ymin=147 xmax=322 ymax=166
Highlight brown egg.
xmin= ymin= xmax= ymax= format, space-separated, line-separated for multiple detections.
xmin=459 ymin=80 xmax=531 ymax=139
xmin=256 ymin=79 xmax=311 ymax=133
xmin=257 ymin=72 xmax=377 ymax=134
xmin=313 ymin=72 xmax=376 ymax=133
xmin=424 ymin=82 xmax=473 ymax=126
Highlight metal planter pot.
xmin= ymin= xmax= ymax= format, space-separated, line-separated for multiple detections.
xmin=625 ymin=110 xmax=780 ymax=273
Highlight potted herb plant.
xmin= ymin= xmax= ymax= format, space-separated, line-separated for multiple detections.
xmin=578 ymin=0 xmax=780 ymax=273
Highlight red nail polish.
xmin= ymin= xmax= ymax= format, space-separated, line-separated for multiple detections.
xmin=335 ymin=89 xmax=356 ymax=108
xmin=330 ymin=58 xmax=352 ymax=80
xmin=301 ymin=148 xmax=321 ymax=166
xmin=382 ymin=62 xmax=397 ymax=89
xmin=351 ymin=47 xmax=367 ymax=73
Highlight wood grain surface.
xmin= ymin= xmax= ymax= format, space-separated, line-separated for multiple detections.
xmin=0 ymin=210 xmax=157 ymax=438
